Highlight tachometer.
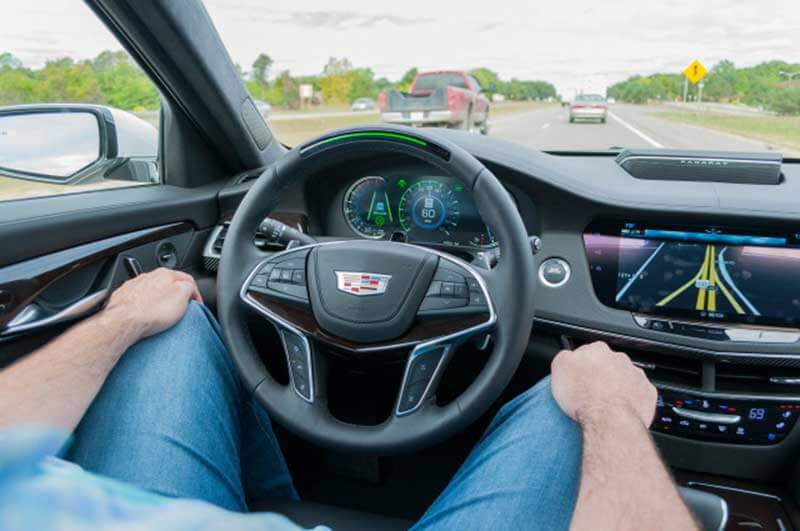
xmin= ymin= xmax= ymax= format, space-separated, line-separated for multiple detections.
xmin=343 ymin=176 xmax=394 ymax=239
xmin=398 ymin=179 xmax=460 ymax=244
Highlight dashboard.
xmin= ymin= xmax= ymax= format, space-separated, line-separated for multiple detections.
xmin=212 ymin=130 xmax=800 ymax=487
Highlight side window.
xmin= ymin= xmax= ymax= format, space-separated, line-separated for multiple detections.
xmin=468 ymin=76 xmax=481 ymax=93
xmin=0 ymin=4 xmax=160 ymax=203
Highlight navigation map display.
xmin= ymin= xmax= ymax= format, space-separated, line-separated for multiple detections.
xmin=584 ymin=222 xmax=800 ymax=327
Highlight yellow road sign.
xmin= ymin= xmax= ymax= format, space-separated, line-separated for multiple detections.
xmin=683 ymin=59 xmax=708 ymax=85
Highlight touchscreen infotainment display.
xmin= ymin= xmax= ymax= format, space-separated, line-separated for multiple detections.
xmin=584 ymin=222 xmax=800 ymax=327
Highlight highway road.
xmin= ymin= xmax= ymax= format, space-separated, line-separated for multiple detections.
xmin=489 ymin=103 xmax=780 ymax=153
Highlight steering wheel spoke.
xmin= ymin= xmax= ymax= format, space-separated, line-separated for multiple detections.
xmin=395 ymin=343 xmax=452 ymax=416
xmin=277 ymin=327 xmax=316 ymax=402
xmin=393 ymin=255 xmax=496 ymax=416
xmin=415 ymin=253 xmax=495 ymax=334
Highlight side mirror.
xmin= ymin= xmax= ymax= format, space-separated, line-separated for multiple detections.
xmin=0 ymin=105 xmax=158 ymax=186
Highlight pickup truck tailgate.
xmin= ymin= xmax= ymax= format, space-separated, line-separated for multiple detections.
xmin=384 ymin=88 xmax=447 ymax=112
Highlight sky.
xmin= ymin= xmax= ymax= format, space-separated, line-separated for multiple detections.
xmin=2 ymin=0 xmax=799 ymax=97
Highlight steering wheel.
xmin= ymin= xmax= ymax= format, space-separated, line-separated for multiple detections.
xmin=217 ymin=125 xmax=535 ymax=453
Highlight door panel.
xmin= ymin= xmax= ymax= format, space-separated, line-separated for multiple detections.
xmin=0 ymin=184 xmax=219 ymax=267
xmin=0 ymin=217 xmax=208 ymax=366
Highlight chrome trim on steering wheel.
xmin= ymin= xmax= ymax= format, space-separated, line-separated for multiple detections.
xmin=238 ymin=241 xmax=497 ymax=411
xmin=239 ymin=241 xmax=496 ymax=354
xmin=239 ymin=243 xmax=318 ymax=403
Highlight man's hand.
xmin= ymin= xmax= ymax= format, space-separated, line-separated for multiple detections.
xmin=104 ymin=268 xmax=203 ymax=346
xmin=550 ymin=341 xmax=657 ymax=428
xmin=0 ymin=268 xmax=203 ymax=432
xmin=552 ymin=342 xmax=699 ymax=530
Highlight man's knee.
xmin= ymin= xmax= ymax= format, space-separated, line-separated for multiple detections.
xmin=161 ymin=301 xmax=221 ymax=344
xmin=491 ymin=376 xmax=581 ymax=447
xmin=116 ymin=301 xmax=233 ymax=389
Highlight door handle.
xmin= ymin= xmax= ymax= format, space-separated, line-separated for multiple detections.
xmin=1 ymin=289 xmax=109 ymax=337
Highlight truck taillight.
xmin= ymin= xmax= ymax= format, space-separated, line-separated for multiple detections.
xmin=378 ymin=91 xmax=387 ymax=112
xmin=572 ymin=104 xmax=585 ymax=109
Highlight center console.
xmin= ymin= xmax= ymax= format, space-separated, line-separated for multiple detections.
xmin=580 ymin=220 xmax=800 ymax=450
xmin=654 ymin=387 xmax=800 ymax=445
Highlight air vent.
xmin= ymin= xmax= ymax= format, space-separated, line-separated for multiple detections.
xmin=626 ymin=348 xmax=703 ymax=387
xmin=716 ymin=363 xmax=800 ymax=395
xmin=569 ymin=339 xmax=703 ymax=387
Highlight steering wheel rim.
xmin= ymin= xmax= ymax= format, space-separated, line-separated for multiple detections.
xmin=217 ymin=125 xmax=536 ymax=453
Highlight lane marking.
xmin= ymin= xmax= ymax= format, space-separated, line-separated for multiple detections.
xmin=608 ymin=110 xmax=664 ymax=148
xmin=708 ymin=245 xmax=718 ymax=311
xmin=717 ymin=247 xmax=758 ymax=315
xmin=657 ymin=245 xmax=707 ymax=307
xmin=542 ymin=123 xmax=550 ymax=129
xmin=615 ymin=242 xmax=665 ymax=302
xmin=695 ymin=245 xmax=711 ymax=311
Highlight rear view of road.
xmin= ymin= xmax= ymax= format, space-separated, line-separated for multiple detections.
xmin=490 ymin=104 xmax=787 ymax=154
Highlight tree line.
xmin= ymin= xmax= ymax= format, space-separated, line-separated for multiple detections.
xmin=0 ymin=51 xmax=159 ymax=111
xmin=243 ymin=54 xmax=557 ymax=109
xmin=0 ymin=49 xmax=557 ymax=112
xmin=607 ymin=60 xmax=800 ymax=115
xmin=7 ymin=50 xmax=795 ymax=116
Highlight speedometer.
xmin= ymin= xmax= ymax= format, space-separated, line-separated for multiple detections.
xmin=343 ymin=176 xmax=393 ymax=239
xmin=398 ymin=180 xmax=460 ymax=244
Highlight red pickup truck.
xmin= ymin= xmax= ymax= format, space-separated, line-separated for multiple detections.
xmin=378 ymin=70 xmax=490 ymax=134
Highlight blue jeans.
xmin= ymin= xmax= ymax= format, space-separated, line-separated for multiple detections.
xmin=67 ymin=302 xmax=581 ymax=529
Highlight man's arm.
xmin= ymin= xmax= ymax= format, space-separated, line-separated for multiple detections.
xmin=551 ymin=341 xmax=698 ymax=531
xmin=0 ymin=268 xmax=202 ymax=433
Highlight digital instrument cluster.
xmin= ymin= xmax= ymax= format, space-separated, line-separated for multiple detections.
xmin=343 ymin=175 xmax=496 ymax=248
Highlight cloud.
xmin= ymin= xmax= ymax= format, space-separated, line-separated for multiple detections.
xmin=3 ymin=0 xmax=799 ymax=98
xmin=282 ymin=11 xmax=431 ymax=29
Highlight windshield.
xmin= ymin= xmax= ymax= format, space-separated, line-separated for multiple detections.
xmin=203 ymin=0 xmax=799 ymax=155
xmin=575 ymin=95 xmax=605 ymax=102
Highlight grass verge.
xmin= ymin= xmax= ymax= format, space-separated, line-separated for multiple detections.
xmin=654 ymin=110 xmax=800 ymax=156
xmin=0 ymin=176 xmax=146 ymax=202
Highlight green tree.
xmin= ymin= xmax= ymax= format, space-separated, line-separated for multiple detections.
xmin=320 ymin=74 xmax=351 ymax=104
xmin=396 ymin=67 xmax=418 ymax=91
xmin=704 ymin=59 xmax=737 ymax=101
xmin=0 ymin=67 xmax=35 ymax=105
xmin=469 ymin=67 xmax=502 ymax=94
xmin=252 ymin=53 xmax=273 ymax=84
xmin=92 ymin=51 xmax=158 ymax=110
xmin=320 ymin=57 xmax=355 ymax=103
xmin=348 ymin=68 xmax=378 ymax=100
xmin=0 ymin=52 xmax=22 ymax=69
xmin=34 ymin=58 xmax=102 ymax=103
xmin=770 ymin=86 xmax=800 ymax=115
